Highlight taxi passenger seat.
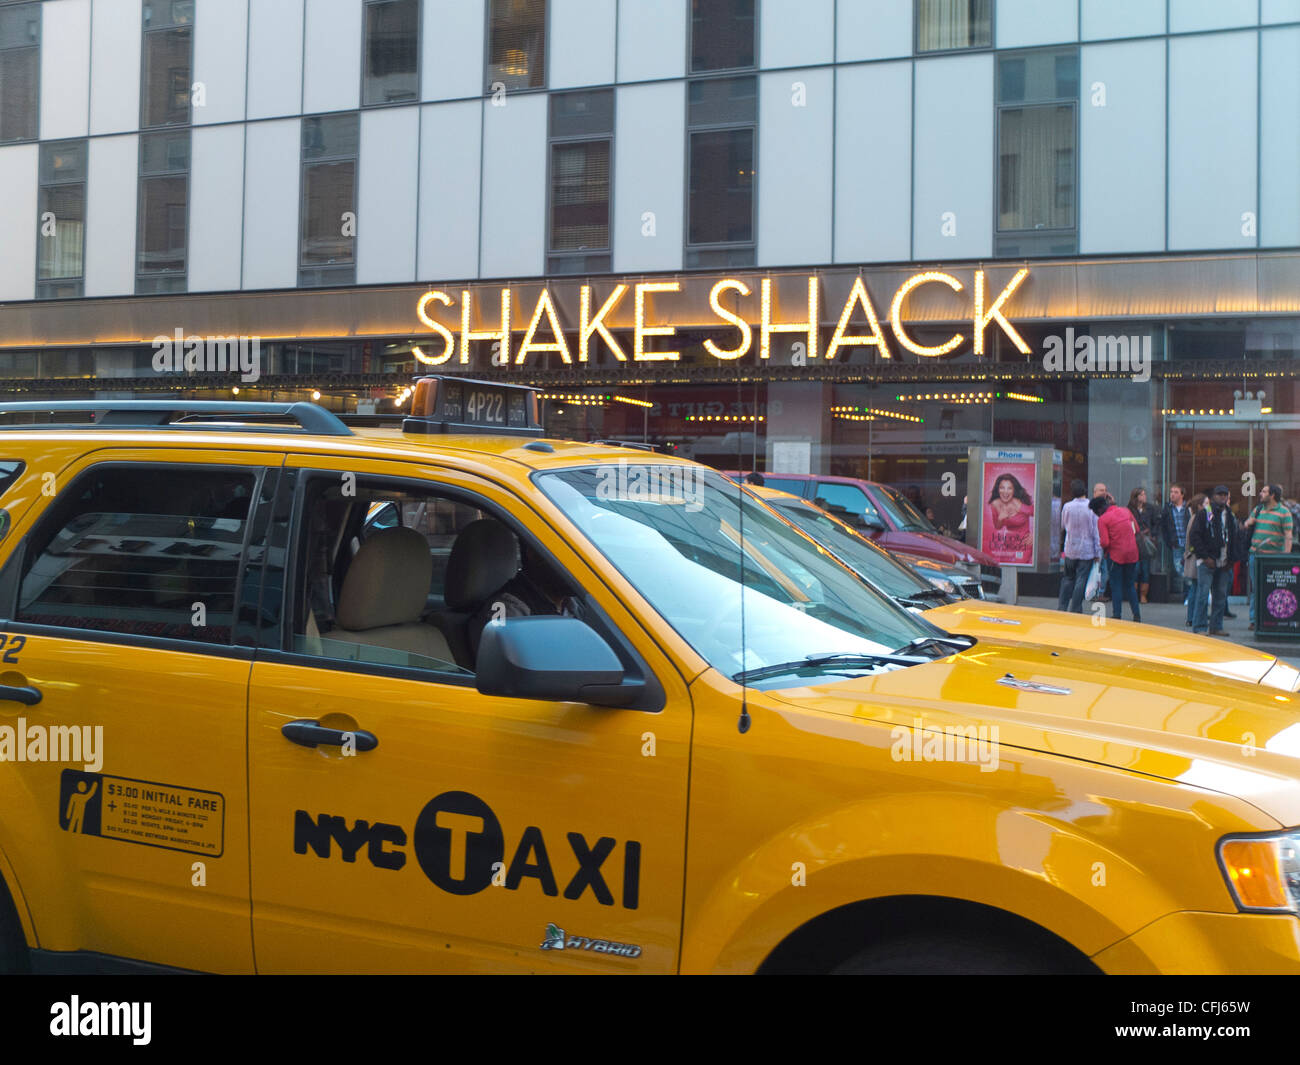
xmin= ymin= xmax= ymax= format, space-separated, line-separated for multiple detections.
xmin=435 ymin=518 xmax=530 ymax=667
xmin=328 ymin=525 xmax=455 ymax=665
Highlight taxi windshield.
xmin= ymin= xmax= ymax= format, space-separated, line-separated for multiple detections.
xmin=876 ymin=485 xmax=934 ymax=533
xmin=537 ymin=465 xmax=941 ymax=683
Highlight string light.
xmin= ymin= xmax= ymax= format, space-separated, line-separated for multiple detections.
xmin=830 ymin=405 xmax=923 ymax=423
xmin=684 ymin=414 xmax=766 ymax=422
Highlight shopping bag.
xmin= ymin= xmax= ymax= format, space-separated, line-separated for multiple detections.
xmin=1083 ymin=560 xmax=1103 ymax=600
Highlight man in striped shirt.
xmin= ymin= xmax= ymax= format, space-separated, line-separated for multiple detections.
xmin=1245 ymin=483 xmax=1295 ymax=630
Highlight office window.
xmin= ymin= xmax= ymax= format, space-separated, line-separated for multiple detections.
xmin=548 ymin=90 xmax=612 ymax=274
xmin=363 ymin=0 xmax=419 ymax=106
xmin=686 ymin=75 xmax=755 ymax=267
xmin=916 ymin=0 xmax=992 ymax=52
xmin=137 ymin=130 xmax=190 ymax=293
xmin=141 ymin=1 xmax=194 ymax=128
xmin=486 ymin=0 xmax=545 ymax=91
xmin=996 ymin=49 xmax=1078 ymax=257
xmin=37 ymin=140 xmax=87 ymax=300
xmin=300 ymin=113 xmax=359 ymax=288
xmin=0 ymin=3 xmax=39 ymax=143
xmin=690 ymin=0 xmax=755 ymax=72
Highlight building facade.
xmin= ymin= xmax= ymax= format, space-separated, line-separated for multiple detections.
xmin=0 ymin=0 xmax=1298 ymax=562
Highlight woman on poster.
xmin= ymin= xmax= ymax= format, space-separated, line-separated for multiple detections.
xmin=985 ymin=474 xmax=1035 ymax=562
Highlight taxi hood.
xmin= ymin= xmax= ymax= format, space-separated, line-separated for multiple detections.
xmin=763 ymin=639 xmax=1300 ymax=825
xmin=924 ymin=600 xmax=1300 ymax=692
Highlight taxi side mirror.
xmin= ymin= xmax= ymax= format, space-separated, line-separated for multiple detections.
xmin=475 ymin=616 xmax=638 ymax=707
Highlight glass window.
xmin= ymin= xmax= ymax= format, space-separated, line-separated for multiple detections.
xmin=547 ymin=90 xmax=614 ymax=271
xmin=690 ymin=0 xmax=755 ymax=73
xmin=998 ymin=105 xmax=1075 ymax=231
xmin=363 ymin=0 xmax=419 ymax=106
xmin=688 ymin=128 xmax=753 ymax=245
xmin=487 ymin=0 xmax=545 ymax=91
xmin=916 ymin=0 xmax=992 ymax=52
xmin=136 ymin=130 xmax=190 ymax=291
xmin=140 ymin=22 xmax=192 ymax=128
xmin=812 ymin=483 xmax=882 ymax=524
xmin=18 ymin=465 xmax=257 ymax=644
xmin=37 ymin=141 xmax=86 ymax=298
xmin=0 ymin=3 xmax=39 ymax=143
xmin=538 ymin=466 xmax=936 ymax=688
xmin=300 ymin=114 xmax=359 ymax=287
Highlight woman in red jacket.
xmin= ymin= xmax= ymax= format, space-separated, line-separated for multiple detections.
xmin=1097 ymin=495 xmax=1141 ymax=622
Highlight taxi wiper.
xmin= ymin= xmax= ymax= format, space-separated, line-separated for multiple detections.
xmin=734 ymin=650 xmax=928 ymax=685
xmin=901 ymin=589 xmax=950 ymax=606
xmin=892 ymin=634 xmax=976 ymax=657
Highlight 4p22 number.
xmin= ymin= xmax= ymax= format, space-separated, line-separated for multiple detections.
xmin=0 ymin=635 xmax=27 ymax=663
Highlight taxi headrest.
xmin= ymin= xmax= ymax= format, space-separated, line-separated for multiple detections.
xmin=445 ymin=518 xmax=520 ymax=610
xmin=336 ymin=525 xmax=432 ymax=631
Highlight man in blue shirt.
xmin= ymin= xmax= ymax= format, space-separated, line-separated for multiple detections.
xmin=1160 ymin=484 xmax=1190 ymax=604
xmin=1059 ymin=479 xmax=1100 ymax=613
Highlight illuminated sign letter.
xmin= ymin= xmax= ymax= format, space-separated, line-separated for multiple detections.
xmin=516 ymin=288 xmax=572 ymax=365
xmin=760 ymin=276 xmax=819 ymax=360
xmin=461 ymin=288 xmax=512 ymax=365
xmin=414 ymin=290 xmax=456 ymax=365
xmin=973 ymin=268 xmax=1031 ymax=356
xmin=825 ymin=276 xmax=891 ymax=361
xmin=889 ymin=272 xmax=965 ymax=357
xmin=579 ymin=284 xmax=629 ymax=362
xmin=634 ymin=281 xmax=681 ymax=362
xmin=703 ymin=279 xmax=752 ymax=361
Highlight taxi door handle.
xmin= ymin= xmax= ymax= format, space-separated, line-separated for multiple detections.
xmin=0 ymin=684 xmax=41 ymax=706
xmin=281 ymin=720 xmax=378 ymax=752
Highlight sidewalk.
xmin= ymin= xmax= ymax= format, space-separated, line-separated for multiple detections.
xmin=1016 ymin=593 xmax=1300 ymax=670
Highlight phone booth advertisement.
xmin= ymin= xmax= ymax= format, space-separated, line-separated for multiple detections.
xmin=980 ymin=455 xmax=1038 ymax=567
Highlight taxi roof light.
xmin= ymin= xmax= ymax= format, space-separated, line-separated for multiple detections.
xmin=401 ymin=375 xmax=545 ymax=438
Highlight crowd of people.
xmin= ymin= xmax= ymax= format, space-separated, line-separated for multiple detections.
xmin=1058 ymin=479 xmax=1295 ymax=634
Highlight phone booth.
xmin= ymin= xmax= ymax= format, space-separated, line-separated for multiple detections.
xmin=966 ymin=446 xmax=1064 ymax=602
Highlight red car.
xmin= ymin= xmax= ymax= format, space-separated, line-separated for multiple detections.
xmin=734 ymin=472 xmax=996 ymax=568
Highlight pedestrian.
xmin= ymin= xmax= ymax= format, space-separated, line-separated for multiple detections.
xmin=1243 ymin=483 xmax=1295 ymax=630
xmin=1097 ymin=492 xmax=1141 ymax=621
xmin=1092 ymin=482 xmax=1112 ymax=601
xmin=1161 ymin=484 xmax=1190 ymax=606
xmin=1059 ymin=479 xmax=1099 ymax=613
xmin=1188 ymin=485 xmax=1240 ymax=635
xmin=1128 ymin=487 xmax=1156 ymax=604
xmin=1183 ymin=492 xmax=1207 ymax=626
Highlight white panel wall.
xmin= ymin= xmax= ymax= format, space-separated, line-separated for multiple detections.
xmin=1081 ymin=0 xmax=1165 ymax=39
xmin=912 ymin=53 xmax=993 ymax=261
xmin=303 ymin=0 xmax=361 ymax=114
xmin=193 ymin=0 xmax=248 ymax=125
xmin=188 ymin=125 xmax=246 ymax=292
xmin=1168 ymin=32 xmax=1257 ymax=250
xmin=418 ymin=101 xmax=482 ymax=280
xmin=0 ymin=146 xmax=37 ymax=300
xmin=1263 ymin=0 xmax=1300 ymax=24
xmin=241 ymin=119 xmax=300 ymax=290
xmin=996 ymin=0 xmax=1077 ymax=48
xmin=1080 ymin=40 xmax=1166 ymax=253
xmin=836 ymin=0 xmax=911 ymax=60
xmin=89 ymin=0 xmax=141 ymax=135
xmin=478 ymin=94 xmax=547 ymax=279
xmin=551 ymin=0 xmax=616 ymax=88
xmin=1170 ymin=0 xmax=1258 ymax=33
xmin=835 ymin=61 xmax=911 ymax=263
xmin=357 ymin=106 xmax=420 ymax=284
xmin=247 ymin=0 xmax=303 ymax=120
xmin=617 ymin=0 xmax=686 ymax=81
xmin=84 ymin=135 xmax=137 ymax=297
xmin=761 ymin=0 xmax=833 ymax=68
xmin=423 ymin=0 xmax=485 ymax=100
xmin=40 ymin=0 xmax=90 ymax=140
xmin=612 ymin=81 xmax=684 ymax=272
xmin=758 ymin=68 xmax=831 ymax=266
xmin=1261 ymin=28 xmax=1300 ymax=247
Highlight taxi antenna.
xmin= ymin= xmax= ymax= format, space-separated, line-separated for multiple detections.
xmin=736 ymin=378 xmax=751 ymax=734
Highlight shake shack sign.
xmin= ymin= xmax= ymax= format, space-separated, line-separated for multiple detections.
xmin=412 ymin=268 xmax=1032 ymax=369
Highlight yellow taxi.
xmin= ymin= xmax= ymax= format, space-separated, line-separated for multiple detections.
xmin=1 ymin=378 xmax=1299 ymax=975
xmin=750 ymin=484 xmax=1300 ymax=693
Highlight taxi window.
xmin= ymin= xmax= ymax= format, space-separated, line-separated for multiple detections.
xmin=0 ymin=460 xmax=24 ymax=543
xmin=814 ymin=483 xmax=881 ymax=524
xmin=291 ymin=476 xmax=579 ymax=677
xmin=17 ymin=464 xmax=256 ymax=643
